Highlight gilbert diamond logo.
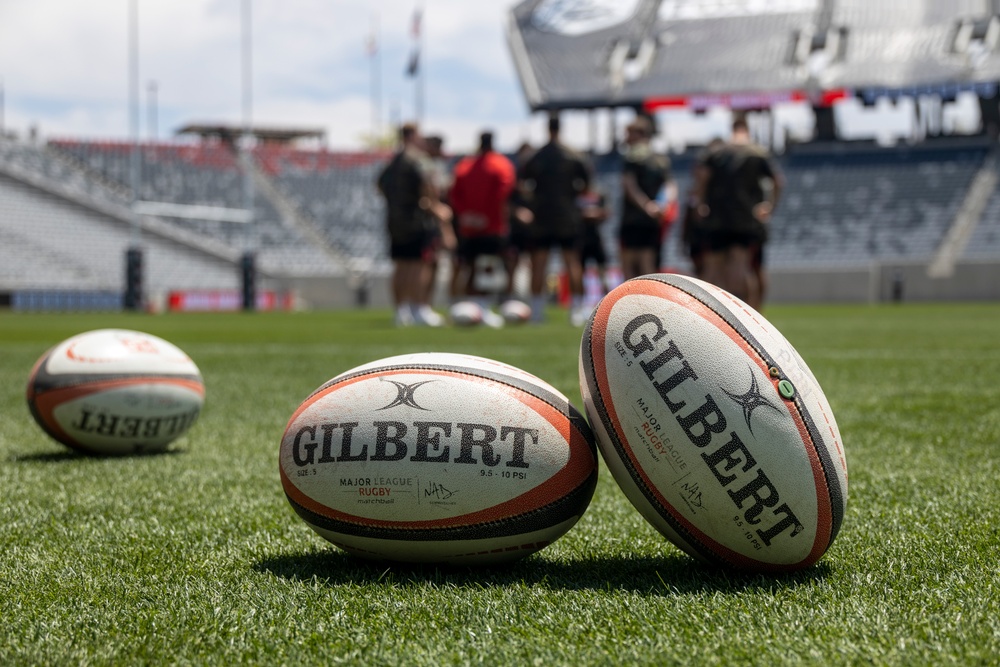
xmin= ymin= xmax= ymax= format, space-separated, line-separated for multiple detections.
xmin=722 ymin=367 xmax=781 ymax=436
xmin=377 ymin=379 xmax=434 ymax=411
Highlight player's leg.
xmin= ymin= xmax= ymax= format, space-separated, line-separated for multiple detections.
xmin=722 ymin=244 xmax=754 ymax=303
xmin=529 ymin=245 xmax=551 ymax=323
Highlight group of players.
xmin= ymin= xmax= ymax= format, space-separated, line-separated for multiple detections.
xmin=376 ymin=113 xmax=781 ymax=327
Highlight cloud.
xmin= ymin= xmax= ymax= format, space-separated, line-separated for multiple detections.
xmin=0 ymin=0 xmax=532 ymax=147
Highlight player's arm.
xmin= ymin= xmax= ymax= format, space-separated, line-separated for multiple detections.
xmin=514 ymin=155 xmax=537 ymax=223
xmin=692 ymin=162 xmax=711 ymax=218
xmin=623 ymin=167 xmax=660 ymax=219
xmin=376 ymin=163 xmax=390 ymax=196
xmin=418 ymin=168 xmax=455 ymax=249
xmin=753 ymin=158 xmax=784 ymax=222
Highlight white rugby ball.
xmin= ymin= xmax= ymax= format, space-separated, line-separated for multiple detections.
xmin=500 ymin=299 xmax=532 ymax=324
xmin=279 ymin=352 xmax=598 ymax=565
xmin=579 ymin=275 xmax=847 ymax=572
xmin=26 ymin=329 xmax=204 ymax=456
xmin=449 ymin=301 xmax=484 ymax=327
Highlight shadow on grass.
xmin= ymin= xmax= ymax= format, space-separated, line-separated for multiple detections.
xmin=254 ymin=548 xmax=832 ymax=596
xmin=9 ymin=448 xmax=187 ymax=463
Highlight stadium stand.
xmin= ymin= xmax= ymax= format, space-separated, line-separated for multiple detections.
xmin=509 ymin=0 xmax=1000 ymax=111
xmin=963 ymin=157 xmax=1000 ymax=260
xmin=4 ymin=130 xmax=1000 ymax=303
xmin=768 ymin=140 xmax=991 ymax=268
xmin=0 ymin=170 xmax=239 ymax=291
xmin=45 ymin=139 xmax=344 ymax=278
xmin=590 ymin=139 xmax=992 ymax=272
xmin=254 ymin=145 xmax=389 ymax=264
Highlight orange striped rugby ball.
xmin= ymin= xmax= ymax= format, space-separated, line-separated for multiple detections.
xmin=580 ymin=275 xmax=848 ymax=572
xmin=279 ymin=352 xmax=598 ymax=565
xmin=26 ymin=329 xmax=204 ymax=456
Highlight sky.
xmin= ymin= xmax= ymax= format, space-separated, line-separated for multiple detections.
xmin=0 ymin=0 xmax=557 ymax=153
xmin=0 ymin=0 xmax=983 ymax=154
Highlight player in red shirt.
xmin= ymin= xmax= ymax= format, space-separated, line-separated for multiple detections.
xmin=449 ymin=131 xmax=516 ymax=326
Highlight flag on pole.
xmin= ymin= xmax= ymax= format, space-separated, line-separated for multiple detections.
xmin=411 ymin=7 xmax=421 ymax=38
xmin=366 ymin=31 xmax=378 ymax=57
xmin=405 ymin=7 xmax=421 ymax=77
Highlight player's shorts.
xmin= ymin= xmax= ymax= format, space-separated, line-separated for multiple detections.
xmin=458 ymin=235 xmax=507 ymax=263
xmin=531 ymin=223 xmax=582 ymax=251
xmin=508 ymin=220 xmax=533 ymax=253
xmin=618 ymin=223 xmax=661 ymax=250
xmin=581 ymin=229 xmax=607 ymax=265
xmin=389 ymin=229 xmax=435 ymax=261
xmin=702 ymin=228 xmax=764 ymax=253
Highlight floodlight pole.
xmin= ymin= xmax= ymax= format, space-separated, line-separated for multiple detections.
xmin=147 ymin=80 xmax=158 ymax=140
xmin=241 ymin=0 xmax=257 ymax=312
xmin=371 ymin=11 xmax=382 ymax=146
xmin=416 ymin=4 xmax=425 ymax=124
xmin=125 ymin=0 xmax=144 ymax=312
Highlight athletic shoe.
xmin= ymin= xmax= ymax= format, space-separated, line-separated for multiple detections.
xmin=394 ymin=305 xmax=415 ymax=328
xmin=414 ymin=305 xmax=444 ymax=327
xmin=482 ymin=309 xmax=505 ymax=329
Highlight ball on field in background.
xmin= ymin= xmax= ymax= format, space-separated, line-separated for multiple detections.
xmin=26 ymin=329 xmax=204 ymax=456
xmin=499 ymin=300 xmax=532 ymax=324
xmin=449 ymin=301 xmax=484 ymax=327
xmin=279 ymin=352 xmax=599 ymax=565
xmin=579 ymin=274 xmax=848 ymax=572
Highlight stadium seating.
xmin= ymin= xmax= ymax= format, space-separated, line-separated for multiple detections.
xmin=46 ymin=139 xmax=341 ymax=276
xmin=768 ymin=141 xmax=989 ymax=268
xmin=0 ymin=170 xmax=239 ymax=291
xmin=256 ymin=145 xmax=389 ymax=263
xmin=962 ymin=156 xmax=1000 ymax=260
xmin=592 ymin=140 xmax=991 ymax=271
xmin=4 ymin=133 xmax=999 ymax=296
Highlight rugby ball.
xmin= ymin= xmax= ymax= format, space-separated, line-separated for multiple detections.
xmin=449 ymin=301 xmax=484 ymax=327
xmin=500 ymin=299 xmax=532 ymax=324
xmin=26 ymin=329 xmax=204 ymax=456
xmin=579 ymin=274 xmax=847 ymax=572
xmin=279 ymin=352 xmax=598 ymax=565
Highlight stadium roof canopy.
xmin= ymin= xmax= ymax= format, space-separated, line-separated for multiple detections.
xmin=507 ymin=0 xmax=1000 ymax=112
xmin=176 ymin=124 xmax=326 ymax=144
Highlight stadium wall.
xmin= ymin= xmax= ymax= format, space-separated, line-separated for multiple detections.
xmin=287 ymin=260 xmax=1000 ymax=310
xmin=768 ymin=261 xmax=1000 ymax=303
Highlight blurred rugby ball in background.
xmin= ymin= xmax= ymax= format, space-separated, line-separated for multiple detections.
xmin=279 ymin=352 xmax=598 ymax=565
xmin=499 ymin=299 xmax=532 ymax=324
xmin=579 ymin=274 xmax=847 ymax=572
xmin=26 ymin=329 xmax=204 ymax=456
xmin=449 ymin=301 xmax=484 ymax=327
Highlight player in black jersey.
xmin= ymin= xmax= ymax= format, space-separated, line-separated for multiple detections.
xmin=693 ymin=117 xmax=782 ymax=310
xmin=619 ymin=116 xmax=675 ymax=280
xmin=504 ymin=142 xmax=536 ymax=299
xmin=376 ymin=123 xmax=454 ymax=327
xmin=518 ymin=115 xmax=592 ymax=325
xmin=577 ymin=186 xmax=610 ymax=298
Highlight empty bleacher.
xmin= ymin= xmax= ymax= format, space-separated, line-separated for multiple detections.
xmin=0 ymin=170 xmax=240 ymax=291
xmin=590 ymin=139 xmax=990 ymax=272
xmin=962 ymin=156 xmax=1000 ymax=261
xmin=255 ymin=145 xmax=389 ymax=263
xmin=768 ymin=141 xmax=989 ymax=268
xmin=45 ymin=139 xmax=342 ymax=276
xmin=3 ymin=132 xmax=998 ymax=302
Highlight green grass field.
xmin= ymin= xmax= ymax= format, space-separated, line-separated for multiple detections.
xmin=2 ymin=303 xmax=999 ymax=666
